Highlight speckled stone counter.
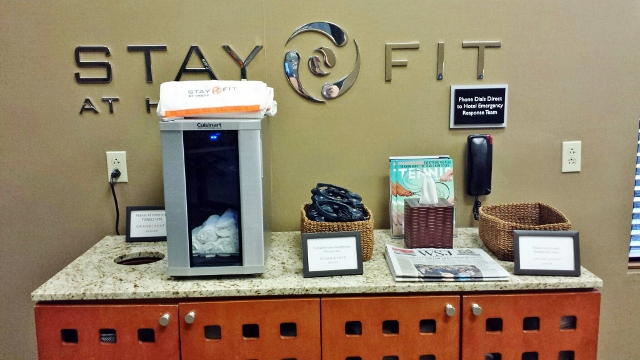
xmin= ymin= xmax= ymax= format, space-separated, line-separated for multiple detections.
xmin=31 ymin=228 xmax=602 ymax=302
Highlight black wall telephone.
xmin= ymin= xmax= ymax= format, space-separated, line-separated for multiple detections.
xmin=466 ymin=134 xmax=493 ymax=220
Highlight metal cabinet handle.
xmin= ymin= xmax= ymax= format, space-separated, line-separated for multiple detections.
xmin=471 ymin=303 xmax=483 ymax=316
xmin=159 ymin=313 xmax=170 ymax=326
xmin=185 ymin=311 xmax=196 ymax=324
xmin=445 ymin=304 xmax=456 ymax=317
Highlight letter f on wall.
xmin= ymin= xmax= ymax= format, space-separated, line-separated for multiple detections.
xmin=384 ymin=42 xmax=420 ymax=81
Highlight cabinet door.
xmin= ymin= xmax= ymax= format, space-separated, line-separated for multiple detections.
xmin=179 ymin=298 xmax=321 ymax=360
xmin=34 ymin=303 xmax=180 ymax=360
xmin=321 ymin=295 xmax=460 ymax=360
xmin=462 ymin=290 xmax=601 ymax=360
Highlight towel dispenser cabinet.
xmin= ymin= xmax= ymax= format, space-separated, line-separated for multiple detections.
xmin=159 ymin=118 xmax=271 ymax=276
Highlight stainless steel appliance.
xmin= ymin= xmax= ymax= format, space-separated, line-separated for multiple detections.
xmin=160 ymin=117 xmax=270 ymax=276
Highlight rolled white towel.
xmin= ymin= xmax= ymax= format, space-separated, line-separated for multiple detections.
xmin=191 ymin=225 xmax=204 ymax=240
xmin=191 ymin=238 xmax=203 ymax=254
xmin=193 ymin=215 xmax=220 ymax=244
xmin=215 ymin=208 xmax=235 ymax=227
xmin=214 ymin=236 xmax=239 ymax=254
xmin=201 ymin=241 xmax=219 ymax=255
xmin=215 ymin=208 xmax=238 ymax=237
xmin=191 ymin=225 xmax=204 ymax=254
xmin=196 ymin=225 xmax=217 ymax=244
xmin=203 ymin=215 xmax=220 ymax=227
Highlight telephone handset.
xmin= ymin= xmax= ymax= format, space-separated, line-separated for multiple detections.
xmin=466 ymin=134 xmax=493 ymax=220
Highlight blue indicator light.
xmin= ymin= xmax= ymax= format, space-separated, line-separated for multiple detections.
xmin=210 ymin=132 xmax=221 ymax=141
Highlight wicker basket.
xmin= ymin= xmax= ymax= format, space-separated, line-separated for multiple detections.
xmin=404 ymin=198 xmax=454 ymax=248
xmin=479 ymin=202 xmax=571 ymax=261
xmin=301 ymin=203 xmax=374 ymax=261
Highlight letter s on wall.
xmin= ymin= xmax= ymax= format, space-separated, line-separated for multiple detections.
xmin=75 ymin=46 xmax=112 ymax=84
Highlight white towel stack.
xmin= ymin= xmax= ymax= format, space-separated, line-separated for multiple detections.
xmin=157 ymin=80 xmax=277 ymax=119
xmin=191 ymin=208 xmax=240 ymax=256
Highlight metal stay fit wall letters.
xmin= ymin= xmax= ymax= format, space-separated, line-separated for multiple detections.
xmin=74 ymin=20 xmax=502 ymax=112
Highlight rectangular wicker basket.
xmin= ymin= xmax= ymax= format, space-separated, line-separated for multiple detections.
xmin=403 ymin=198 xmax=454 ymax=249
xmin=478 ymin=202 xmax=571 ymax=261
xmin=300 ymin=203 xmax=374 ymax=261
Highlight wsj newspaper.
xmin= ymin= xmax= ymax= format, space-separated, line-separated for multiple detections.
xmin=385 ymin=244 xmax=510 ymax=282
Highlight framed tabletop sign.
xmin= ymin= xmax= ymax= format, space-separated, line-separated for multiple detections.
xmin=126 ymin=206 xmax=167 ymax=242
xmin=301 ymin=231 xmax=363 ymax=278
xmin=513 ymin=230 xmax=580 ymax=277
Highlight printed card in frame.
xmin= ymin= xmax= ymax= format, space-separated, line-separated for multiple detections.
xmin=301 ymin=231 xmax=363 ymax=278
xmin=126 ymin=206 xmax=167 ymax=242
xmin=513 ymin=230 xmax=580 ymax=277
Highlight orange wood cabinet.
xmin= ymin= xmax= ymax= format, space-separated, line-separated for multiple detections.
xmin=34 ymin=303 xmax=180 ymax=360
xmin=179 ymin=298 xmax=321 ymax=360
xmin=462 ymin=291 xmax=601 ymax=360
xmin=34 ymin=291 xmax=600 ymax=359
xmin=321 ymin=295 xmax=460 ymax=360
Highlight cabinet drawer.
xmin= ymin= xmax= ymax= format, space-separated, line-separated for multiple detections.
xmin=34 ymin=303 xmax=179 ymax=360
xmin=179 ymin=297 xmax=321 ymax=360
xmin=462 ymin=290 xmax=601 ymax=360
xmin=321 ymin=295 xmax=460 ymax=360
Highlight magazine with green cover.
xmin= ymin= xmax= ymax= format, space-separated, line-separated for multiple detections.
xmin=389 ymin=156 xmax=454 ymax=238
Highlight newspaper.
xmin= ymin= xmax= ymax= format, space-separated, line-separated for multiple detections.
xmin=385 ymin=244 xmax=510 ymax=282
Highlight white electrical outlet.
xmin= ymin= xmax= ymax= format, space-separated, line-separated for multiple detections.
xmin=562 ymin=141 xmax=581 ymax=173
xmin=106 ymin=151 xmax=128 ymax=182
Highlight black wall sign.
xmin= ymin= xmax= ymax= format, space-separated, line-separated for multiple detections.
xmin=450 ymin=85 xmax=508 ymax=128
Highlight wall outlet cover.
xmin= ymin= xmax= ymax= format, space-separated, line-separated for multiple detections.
xmin=106 ymin=151 xmax=128 ymax=182
xmin=562 ymin=141 xmax=581 ymax=173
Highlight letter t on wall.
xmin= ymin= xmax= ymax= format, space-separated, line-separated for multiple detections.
xmin=127 ymin=45 xmax=168 ymax=83
xmin=462 ymin=41 xmax=501 ymax=79
xmin=385 ymin=42 xmax=420 ymax=81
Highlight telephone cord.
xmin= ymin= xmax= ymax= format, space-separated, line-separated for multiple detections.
xmin=473 ymin=196 xmax=481 ymax=221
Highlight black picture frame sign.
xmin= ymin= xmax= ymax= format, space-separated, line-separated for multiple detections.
xmin=126 ymin=206 xmax=167 ymax=242
xmin=450 ymin=84 xmax=508 ymax=129
xmin=513 ymin=230 xmax=581 ymax=277
xmin=301 ymin=231 xmax=363 ymax=278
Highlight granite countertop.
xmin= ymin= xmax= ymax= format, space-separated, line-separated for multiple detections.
xmin=32 ymin=228 xmax=602 ymax=302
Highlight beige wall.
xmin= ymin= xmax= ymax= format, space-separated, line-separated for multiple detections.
xmin=2 ymin=1 xmax=640 ymax=358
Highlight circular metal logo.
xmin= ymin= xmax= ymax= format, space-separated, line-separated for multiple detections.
xmin=284 ymin=22 xmax=361 ymax=103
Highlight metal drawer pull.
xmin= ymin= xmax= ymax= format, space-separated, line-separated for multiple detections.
xmin=445 ymin=304 xmax=456 ymax=316
xmin=471 ymin=303 xmax=483 ymax=316
xmin=159 ymin=313 xmax=170 ymax=326
xmin=185 ymin=311 xmax=196 ymax=324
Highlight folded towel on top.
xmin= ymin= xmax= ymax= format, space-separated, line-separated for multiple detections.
xmin=158 ymin=80 xmax=277 ymax=119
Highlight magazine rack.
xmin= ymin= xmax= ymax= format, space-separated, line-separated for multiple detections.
xmin=404 ymin=198 xmax=454 ymax=248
